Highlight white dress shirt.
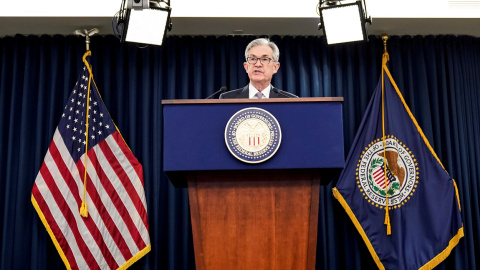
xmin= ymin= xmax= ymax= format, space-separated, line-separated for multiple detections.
xmin=248 ymin=83 xmax=271 ymax=99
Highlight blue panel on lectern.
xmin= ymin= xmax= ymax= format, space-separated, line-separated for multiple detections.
xmin=163 ymin=100 xmax=345 ymax=179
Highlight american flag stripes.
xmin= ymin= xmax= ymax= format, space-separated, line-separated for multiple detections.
xmin=31 ymin=53 xmax=151 ymax=270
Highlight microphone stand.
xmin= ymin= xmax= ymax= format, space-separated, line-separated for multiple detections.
xmin=206 ymin=86 xmax=227 ymax=99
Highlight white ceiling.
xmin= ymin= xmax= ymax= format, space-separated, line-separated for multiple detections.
xmin=0 ymin=0 xmax=479 ymax=37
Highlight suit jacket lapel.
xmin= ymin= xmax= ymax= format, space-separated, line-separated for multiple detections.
xmin=239 ymin=85 xmax=249 ymax=98
xmin=269 ymin=87 xmax=280 ymax=98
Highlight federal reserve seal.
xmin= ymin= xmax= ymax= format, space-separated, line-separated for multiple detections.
xmin=357 ymin=136 xmax=419 ymax=209
xmin=225 ymin=107 xmax=281 ymax=164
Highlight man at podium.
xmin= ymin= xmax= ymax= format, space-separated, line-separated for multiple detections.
xmin=219 ymin=38 xmax=298 ymax=99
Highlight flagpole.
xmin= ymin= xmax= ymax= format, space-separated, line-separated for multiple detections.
xmin=382 ymin=33 xmax=388 ymax=54
xmin=74 ymin=28 xmax=99 ymax=52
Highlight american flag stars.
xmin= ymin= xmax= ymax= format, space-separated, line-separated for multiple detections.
xmin=58 ymin=66 xmax=114 ymax=162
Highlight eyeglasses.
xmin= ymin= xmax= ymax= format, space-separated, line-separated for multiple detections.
xmin=246 ymin=57 xmax=274 ymax=65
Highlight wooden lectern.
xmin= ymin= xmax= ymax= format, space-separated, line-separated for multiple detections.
xmin=162 ymin=98 xmax=344 ymax=270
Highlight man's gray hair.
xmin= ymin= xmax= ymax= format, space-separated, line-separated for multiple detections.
xmin=245 ymin=38 xmax=280 ymax=62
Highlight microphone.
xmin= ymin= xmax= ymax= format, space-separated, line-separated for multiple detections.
xmin=206 ymin=86 xmax=227 ymax=99
xmin=272 ymin=88 xmax=298 ymax=98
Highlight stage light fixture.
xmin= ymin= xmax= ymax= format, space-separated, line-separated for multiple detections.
xmin=318 ymin=0 xmax=371 ymax=45
xmin=114 ymin=0 xmax=172 ymax=46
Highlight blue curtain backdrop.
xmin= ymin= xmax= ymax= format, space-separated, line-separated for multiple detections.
xmin=1 ymin=34 xmax=479 ymax=269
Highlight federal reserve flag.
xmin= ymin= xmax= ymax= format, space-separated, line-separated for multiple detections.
xmin=31 ymin=52 xmax=151 ymax=270
xmin=333 ymin=53 xmax=463 ymax=270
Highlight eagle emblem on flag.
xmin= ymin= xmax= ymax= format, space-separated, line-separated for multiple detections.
xmin=357 ymin=136 xmax=418 ymax=208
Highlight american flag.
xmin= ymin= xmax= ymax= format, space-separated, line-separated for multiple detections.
xmin=372 ymin=163 xmax=396 ymax=189
xmin=31 ymin=55 xmax=150 ymax=270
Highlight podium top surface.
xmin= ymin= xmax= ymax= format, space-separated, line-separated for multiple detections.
xmin=162 ymin=97 xmax=343 ymax=105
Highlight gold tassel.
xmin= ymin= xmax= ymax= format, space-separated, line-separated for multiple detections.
xmin=384 ymin=207 xmax=391 ymax=235
xmin=79 ymin=202 xmax=88 ymax=218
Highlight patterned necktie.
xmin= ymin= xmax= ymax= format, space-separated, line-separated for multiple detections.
xmin=255 ymin=91 xmax=264 ymax=99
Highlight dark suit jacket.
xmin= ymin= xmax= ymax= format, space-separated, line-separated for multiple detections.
xmin=219 ymin=85 xmax=298 ymax=99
